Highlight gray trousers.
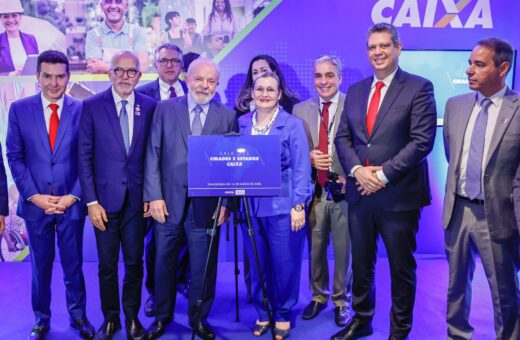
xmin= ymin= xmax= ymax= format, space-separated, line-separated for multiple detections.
xmin=308 ymin=191 xmax=352 ymax=307
xmin=445 ymin=197 xmax=520 ymax=340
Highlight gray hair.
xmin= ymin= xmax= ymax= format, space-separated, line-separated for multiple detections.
xmin=110 ymin=50 xmax=140 ymax=71
xmin=154 ymin=43 xmax=184 ymax=65
xmin=314 ymin=55 xmax=342 ymax=76
xmin=187 ymin=57 xmax=220 ymax=79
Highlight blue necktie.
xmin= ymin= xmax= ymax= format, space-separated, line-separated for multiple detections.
xmin=465 ymin=98 xmax=492 ymax=199
xmin=119 ymin=100 xmax=130 ymax=154
xmin=191 ymin=105 xmax=203 ymax=136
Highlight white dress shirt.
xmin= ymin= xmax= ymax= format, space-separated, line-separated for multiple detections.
xmin=187 ymin=93 xmax=209 ymax=129
xmin=41 ymin=94 xmax=64 ymax=133
xmin=112 ymin=87 xmax=135 ymax=144
xmin=457 ymin=85 xmax=507 ymax=197
xmin=159 ymin=78 xmax=185 ymax=101
xmin=319 ymin=91 xmax=340 ymax=158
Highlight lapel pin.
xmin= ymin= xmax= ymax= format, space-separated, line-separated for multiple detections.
xmin=135 ymin=104 xmax=141 ymax=116
xmin=501 ymin=118 xmax=508 ymax=124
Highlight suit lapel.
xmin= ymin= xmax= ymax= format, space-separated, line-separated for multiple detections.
xmin=484 ymin=90 xmax=519 ymax=168
xmin=359 ymin=79 xmax=372 ymax=140
xmin=128 ymin=92 xmax=144 ymax=157
xmin=51 ymin=95 xmax=73 ymax=159
xmin=33 ymin=95 xmax=52 ymax=157
xmin=152 ymin=80 xmax=161 ymax=101
xmin=308 ymin=98 xmax=320 ymax=148
xmin=369 ymin=69 xmax=405 ymax=139
xmin=202 ymin=101 xmax=222 ymax=135
xmin=452 ymin=94 xmax=477 ymax=171
xmin=179 ymin=96 xmax=191 ymax=147
xmin=103 ymin=89 xmax=127 ymax=156
xmin=331 ymin=93 xmax=346 ymax=160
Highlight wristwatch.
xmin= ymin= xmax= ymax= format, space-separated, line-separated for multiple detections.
xmin=293 ymin=204 xmax=304 ymax=212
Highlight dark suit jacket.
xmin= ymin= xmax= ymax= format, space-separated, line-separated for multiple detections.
xmin=335 ymin=68 xmax=437 ymax=211
xmin=0 ymin=143 xmax=8 ymax=216
xmin=0 ymin=31 xmax=38 ymax=73
xmin=144 ymin=95 xmax=236 ymax=227
xmin=78 ymin=88 xmax=156 ymax=213
xmin=135 ymin=78 xmax=188 ymax=102
xmin=6 ymin=94 xmax=85 ymax=221
xmin=444 ymin=89 xmax=520 ymax=239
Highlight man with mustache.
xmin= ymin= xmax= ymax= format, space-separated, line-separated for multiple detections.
xmin=144 ymin=57 xmax=236 ymax=339
xmin=443 ymin=37 xmax=520 ymax=340
xmin=85 ymin=0 xmax=150 ymax=74
xmin=78 ymin=50 xmax=156 ymax=340
xmin=333 ymin=23 xmax=436 ymax=340
xmin=294 ymin=55 xmax=353 ymax=327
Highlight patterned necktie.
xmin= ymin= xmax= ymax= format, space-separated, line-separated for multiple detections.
xmin=317 ymin=101 xmax=331 ymax=187
xmin=191 ymin=105 xmax=203 ymax=136
xmin=48 ymin=103 xmax=59 ymax=151
xmin=465 ymin=98 xmax=492 ymax=199
xmin=169 ymin=86 xmax=177 ymax=98
xmin=119 ymin=100 xmax=130 ymax=154
xmin=366 ymin=81 xmax=385 ymax=136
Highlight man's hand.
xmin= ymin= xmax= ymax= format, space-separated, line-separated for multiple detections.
xmin=88 ymin=203 xmax=108 ymax=231
xmin=31 ymin=194 xmax=65 ymax=215
xmin=0 ymin=216 xmax=5 ymax=235
xmin=143 ymin=202 xmax=151 ymax=218
xmin=150 ymin=200 xmax=169 ymax=224
xmin=291 ymin=208 xmax=305 ymax=232
xmin=86 ymin=58 xmax=109 ymax=74
xmin=56 ymin=195 xmax=77 ymax=213
xmin=337 ymin=175 xmax=347 ymax=194
xmin=213 ymin=206 xmax=229 ymax=226
xmin=354 ymin=166 xmax=384 ymax=195
xmin=310 ymin=150 xmax=332 ymax=171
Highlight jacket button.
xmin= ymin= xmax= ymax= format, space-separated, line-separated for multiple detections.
xmin=367 ymin=143 xmax=371 ymax=148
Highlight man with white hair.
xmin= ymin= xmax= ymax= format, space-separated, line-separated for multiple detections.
xmin=144 ymin=57 xmax=236 ymax=339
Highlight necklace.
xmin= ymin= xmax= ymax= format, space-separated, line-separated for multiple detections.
xmin=252 ymin=105 xmax=280 ymax=135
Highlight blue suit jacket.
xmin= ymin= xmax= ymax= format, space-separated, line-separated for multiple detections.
xmin=0 ymin=143 xmax=8 ymax=216
xmin=238 ymin=110 xmax=313 ymax=217
xmin=335 ymin=68 xmax=437 ymax=211
xmin=135 ymin=78 xmax=188 ymax=102
xmin=144 ymin=95 xmax=236 ymax=226
xmin=79 ymin=88 xmax=156 ymax=213
xmin=6 ymin=94 xmax=85 ymax=221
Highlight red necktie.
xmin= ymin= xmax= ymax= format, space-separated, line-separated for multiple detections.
xmin=48 ymin=103 xmax=59 ymax=151
xmin=169 ymin=86 xmax=177 ymax=98
xmin=317 ymin=101 xmax=331 ymax=187
xmin=366 ymin=81 xmax=385 ymax=136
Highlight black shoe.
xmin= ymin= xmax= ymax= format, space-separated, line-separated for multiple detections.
xmin=302 ymin=301 xmax=327 ymax=320
xmin=125 ymin=319 xmax=146 ymax=340
xmin=70 ymin=318 xmax=95 ymax=339
xmin=191 ymin=320 xmax=216 ymax=340
xmin=144 ymin=295 xmax=156 ymax=317
xmin=330 ymin=319 xmax=373 ymax=340
xmin=93 ymin=320 xmax=122 ymax=340
xmin=146 ymin=320 xmax=168 ymax=340
xmin=29 ymin=324 xmax=50 ymax=340
xmin=334 ymin=306 xmax=352 ymax=327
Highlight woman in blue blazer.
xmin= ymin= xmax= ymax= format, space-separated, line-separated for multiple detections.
xmin=238 ymin=72 xmax=313 ymax=339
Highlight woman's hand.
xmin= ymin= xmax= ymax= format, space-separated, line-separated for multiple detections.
xmin=290 ymin=205 xmax=305 ymax=232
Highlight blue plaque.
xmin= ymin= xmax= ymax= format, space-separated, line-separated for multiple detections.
xmin=188 ymin=135 xmax=281 ymax=197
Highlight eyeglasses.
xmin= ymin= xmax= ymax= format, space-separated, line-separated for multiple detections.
xmin=112 ymin=67 xmax=138 ymax=78
xmin=156 ymin=58 xmax=182 ymax=67
xmin=103 ymin=0 xmax=124 ymax=4
xmin=253 ymin=87 xmax=278 ymax=95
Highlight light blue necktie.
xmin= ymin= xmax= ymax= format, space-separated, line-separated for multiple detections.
xmin=119 ymin=99 xmax=130 ymax=154
xmin=465 ymin=98 xmax=492 ymax=199
xmin=191 ymin=105 xmax=203 ymax=136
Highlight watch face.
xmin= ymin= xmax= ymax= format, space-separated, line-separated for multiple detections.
xmin=294 ymin=205 xmax=303 ymax=212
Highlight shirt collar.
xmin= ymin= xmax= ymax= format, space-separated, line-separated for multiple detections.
xmin=101 ymin=20 xmax=129 ymax=35
xmin=111 ymin=87 xmax=135 ymax=109
xmin=372 ymin=67 xmax=398 ymax=89
xmin=319 ymin=91 xmax=340 ymax=106
xmin=41 ymin=93 xmax=64 ymax=111
xmin=187 ymin=92 xmax=210 ymax=115
xmin=159 ymin=78 xmax=180 ymax=92
xmin=477 ymin=85 xmax=507 ymax=107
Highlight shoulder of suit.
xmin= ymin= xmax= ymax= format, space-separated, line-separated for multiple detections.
xmin=84 ymin=89 xmax=109 ymax=105
xmin=11 ymin=93 xmax=39 ymax=108
xmin=211 ymin=100 xmax=235 ymax=116
xmin=399 ymin=69 xmax=432 ymax=86
xmin=447 ymin=92 xmax=474 ymax=106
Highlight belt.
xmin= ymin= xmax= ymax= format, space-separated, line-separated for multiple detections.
xmin=456 ymin=195 xmax=484 ymax=205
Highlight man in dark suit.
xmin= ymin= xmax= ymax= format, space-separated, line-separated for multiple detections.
xmin=293 ymin=55 xmax=352 ymax=327
xmin=135 ymin=43 xmax=190 ymax=317
xmin=144 ymin=57 xmax=236 ymax=340
xmin=6 ymin=50 xmax=95 ymax=340
xmin=333 ymin=23 xmax=437 ymax=340
xmin=443 ymin=37 xmax=520 ymax=339
xmin=0 ymin=143 xmax=7 ymax=235
xmin=78 ymin=50 xmax=156 ymax=340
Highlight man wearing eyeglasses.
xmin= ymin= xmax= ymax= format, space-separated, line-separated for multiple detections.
xmin=135 ymin=43 xmax=190 ymax=318
xmin=85 ymin=0 xmax=150 ymax=74
xmin=79 ymin=50 xmax=156 ymax=340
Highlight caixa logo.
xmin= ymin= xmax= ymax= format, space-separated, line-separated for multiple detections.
xmin=372 ymin=0 xmax=493 ymax=29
